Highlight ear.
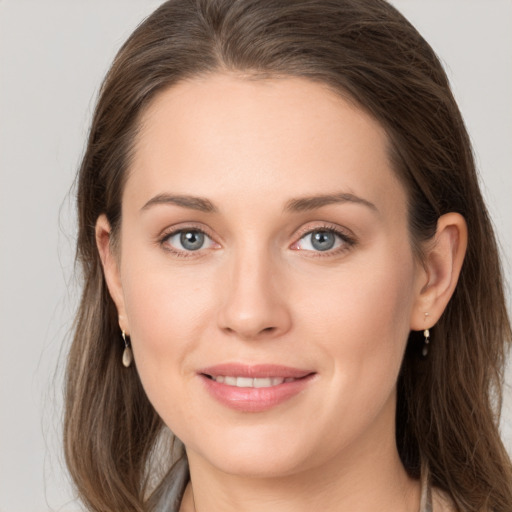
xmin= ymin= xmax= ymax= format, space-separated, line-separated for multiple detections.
xmin=95 ymin=214 xmax=129 ymax=333
xmin=410 ymin=212 xmax=468 ymax=330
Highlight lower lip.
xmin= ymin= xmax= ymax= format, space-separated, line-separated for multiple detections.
xmin=199 ymin=374 xmax=315 ymax=412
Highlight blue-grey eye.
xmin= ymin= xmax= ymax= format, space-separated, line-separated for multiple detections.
xmin=310 ymin=230 xmax=336 ymax=251
xmin=165 ymin=229 xmax=215 ymax=252
xmin=295 ymin=229 xmax=345 ymax=252
xmin=180 ymin=230 xmax=205 ymax=251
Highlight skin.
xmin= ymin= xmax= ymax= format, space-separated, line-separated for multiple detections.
xmin=97 ymin=73 xmax=466 ymax=511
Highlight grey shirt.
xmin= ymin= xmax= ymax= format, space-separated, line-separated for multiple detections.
xmin=153 ymin=457 xmax=189 ymax=512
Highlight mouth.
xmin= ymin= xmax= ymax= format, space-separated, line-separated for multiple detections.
xmin=203 ymin=375 xmax=298 ymax=388
xmin=198 ymin=364 xmax=316 ymax=412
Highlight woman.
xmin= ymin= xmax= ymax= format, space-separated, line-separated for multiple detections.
xmin=63 ymin=0 xmax=512 ymax=511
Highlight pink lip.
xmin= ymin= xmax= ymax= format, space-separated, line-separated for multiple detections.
xmin=199 ymin=363 xmax=313 ymax=379
xmin=198 ymin=364 xmax=316 ymax=413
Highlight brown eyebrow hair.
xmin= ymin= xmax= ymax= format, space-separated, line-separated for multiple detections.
xmin=141 ymin=191 xmax=378 ymax=214
xmin=284 ymin=192 xmax=378 ymax=213
xmin=141 ymin=194 xmax=218 ymax=213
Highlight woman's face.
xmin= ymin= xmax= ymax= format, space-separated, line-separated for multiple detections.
xmin=105 ymin=74 xmax=427 ymax=477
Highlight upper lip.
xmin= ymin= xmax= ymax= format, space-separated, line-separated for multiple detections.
xmin=199 ymin=363 xmax=314 ymax=379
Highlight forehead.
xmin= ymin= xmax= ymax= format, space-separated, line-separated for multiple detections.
xmin=127 ymin=73 xmax=406 ymax=219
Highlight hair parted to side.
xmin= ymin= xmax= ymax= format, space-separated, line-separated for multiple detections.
xmin=65 ymin=0 xmax=512 ymax=510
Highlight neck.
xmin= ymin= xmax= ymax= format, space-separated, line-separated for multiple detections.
xmin=182 ymin=457 xmax=418 ymax=512
xmin=180 ymin=406 xmax=420 ymax=512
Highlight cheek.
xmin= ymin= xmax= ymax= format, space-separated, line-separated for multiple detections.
xmin=120 ymin=257 xmax=217 ymax=403
xmin=282 ymin=249 xmax=416 ymax=458
xmin=300 ymin=247 xmax=416 ymax=397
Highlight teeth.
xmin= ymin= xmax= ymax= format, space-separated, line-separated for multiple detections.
xmin=255 ymin=377 xmax=285 ymax=387
xmin=237 ymin=377 xmax=253 ymax=387
xmin=211 ymin=376 xmax=295 ymax=388
xmin=224 ymin=376 xmax=237 ymax=386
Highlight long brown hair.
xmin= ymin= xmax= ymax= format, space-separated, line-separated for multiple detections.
xmin=64 ymin=0 xmax=512 ymax=510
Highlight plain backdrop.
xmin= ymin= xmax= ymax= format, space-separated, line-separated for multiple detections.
xmin=0 ymin=1 xmax=511 ymax=511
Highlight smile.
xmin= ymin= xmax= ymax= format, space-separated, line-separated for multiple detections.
xmin=207 ymin=376 xmax=297 ymax=387
xmin=198 ymin=364 xmax=316 ymax=412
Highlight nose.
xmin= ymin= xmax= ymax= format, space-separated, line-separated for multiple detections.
xmin=217 ymin=246 xmax=292 ymax=341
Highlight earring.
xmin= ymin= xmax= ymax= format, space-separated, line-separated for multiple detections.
xmin=422 ymin=328 xmax=430 ymax=357
xmin=421 ymin=312 xmax=430 ymax=357
xmin=122 ymin=330 xmax=133 ymax=368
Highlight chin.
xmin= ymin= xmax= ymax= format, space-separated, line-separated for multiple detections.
xmin=185 ymin=425 xmax=317 ymax=478
xmin=206 ymin=451 xmax=309 ymax=479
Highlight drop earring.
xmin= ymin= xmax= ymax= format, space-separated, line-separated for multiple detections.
xmin=122 ymin=330 xmax=133 ymax=368
xmin=422 ymin=328 xmax=430 ymax=357
xmin=421 ymin=313 xmax=431 ymax=358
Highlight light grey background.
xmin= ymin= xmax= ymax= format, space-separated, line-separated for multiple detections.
xmin=0 ymin=1 xmax=511 ymax=511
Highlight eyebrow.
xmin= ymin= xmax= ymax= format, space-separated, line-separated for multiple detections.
xmin=141 ymin=191 xmax=378 ymax=215
xmin=284 ymin=192 xmax=378 ymax=214
xmin=141 ymin=194 xmax=218 ymax=213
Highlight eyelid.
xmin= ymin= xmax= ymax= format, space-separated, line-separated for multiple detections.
xmin=158 ymin=223 xmax=221 ymax=256
xmin=293 ymin=222 xmax=355 ymax=242
xmin=290 ymin=222 xmax=357 ymax=255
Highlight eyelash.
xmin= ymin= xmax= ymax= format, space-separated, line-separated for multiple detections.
xmin=292 ymin=224 xmax=357 ymax=257
xmin=159 ymin=225 xmax=217 ymax=258
xmin=158 ymin=223 xmax=357 ymax=258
